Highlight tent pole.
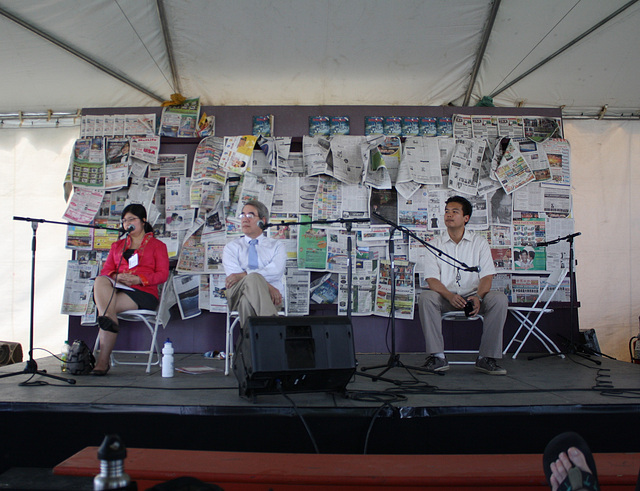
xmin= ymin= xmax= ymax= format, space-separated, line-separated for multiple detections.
xmin=0 ymin=6 xmax=165 ymax=104
xmin=462 ymin=0 xmax=502 ymax=106
xmin=490 ymin=0 xmax=640 ymax=99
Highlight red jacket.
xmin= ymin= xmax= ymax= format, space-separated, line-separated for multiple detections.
xmin=100 ymin=233 xmax=170 ymax=299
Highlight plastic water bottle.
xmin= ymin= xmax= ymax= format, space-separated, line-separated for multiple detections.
xmin=162 ymin=338 xmax=174 ymax=378
xmin=60 ymin=340 xmax=71 ymax=372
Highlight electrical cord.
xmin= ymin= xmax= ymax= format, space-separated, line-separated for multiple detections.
xmin=363 ymin=402 xmax=398 ymax=454
xmin=101 ymin=230 xmax=131 ymax=317
xmin=277 ymin=380 xmax=320 ymax=454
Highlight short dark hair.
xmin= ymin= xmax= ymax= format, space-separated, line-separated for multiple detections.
xmin=446 ymin=195 xmax=473 ymax=219
xmin=243 ymin=199 xmax=269 ymax=223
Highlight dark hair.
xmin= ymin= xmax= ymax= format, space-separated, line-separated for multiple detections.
xmin=121 ymin=203 xmax=153 ymax=233
xmin=446 ymin=195 xmax=473 ymax=219
xmin=243 ymin=199 xmax=269 ymax=224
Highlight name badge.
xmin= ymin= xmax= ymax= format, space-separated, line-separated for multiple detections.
xmin=128 ymin=253 xmax=139 ymax=269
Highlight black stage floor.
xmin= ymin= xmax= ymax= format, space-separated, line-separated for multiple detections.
xmin=1 ymin=352 xmax=639 ymax=474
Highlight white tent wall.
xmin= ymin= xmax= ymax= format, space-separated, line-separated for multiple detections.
xmin=0 ymin=127 xmax=77 ymax=360
xmin=565 ymin=120 xmax=640 ymax=361
xmin=0 ymin=122 xmax=638 ymax=362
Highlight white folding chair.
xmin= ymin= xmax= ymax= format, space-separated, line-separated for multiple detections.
xmin=94 ymin=272 xmax=175 ymax=373
xmin=442 ymin=311 xmax=484 ymax=364
xmin=503 ymin=268 xmax=568 ymax=359
xmin=224 ymin=309 xmax=241 ymax=376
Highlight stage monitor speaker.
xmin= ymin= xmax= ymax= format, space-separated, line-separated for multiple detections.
xmin=0 ymin=341 xmax=23 ymax=366
xmin=233 ymin=316 xmax=356 ymax=399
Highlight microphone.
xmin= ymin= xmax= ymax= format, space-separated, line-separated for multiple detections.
xmin=538 ymin=232 xmax=581 ymax=247
xmin=257 ymin=220 xmax=265 ymax=230
xmin=123 ymin=224 xmax=135 ymax=235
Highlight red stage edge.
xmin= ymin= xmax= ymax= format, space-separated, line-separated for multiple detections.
xmin=55 ymin=447 xmax=640 ymax=490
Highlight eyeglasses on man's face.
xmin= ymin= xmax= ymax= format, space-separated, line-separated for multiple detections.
xmin=239 ymin=212 xmax=257 ymax=219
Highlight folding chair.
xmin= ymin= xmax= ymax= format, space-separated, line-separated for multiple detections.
xmin=503 ymin=268 xmax=568 ymax=359
xmin=94 ymin=272 xmax=175 ymax=373
xmin=442 ymin=311 xmax=483 ymax=365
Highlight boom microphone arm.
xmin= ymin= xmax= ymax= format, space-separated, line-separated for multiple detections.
xmin=371 ymin=211 xmax=480 ymax=273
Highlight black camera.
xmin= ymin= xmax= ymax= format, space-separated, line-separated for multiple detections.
xmin=463 ymin=300 xmax=475 ymax=317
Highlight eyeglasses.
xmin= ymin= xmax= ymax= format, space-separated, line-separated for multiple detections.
xmin=239 ymin=212 xmax=256 ymax=219
xmin=122 ymin=217 xmax=139 ymax=224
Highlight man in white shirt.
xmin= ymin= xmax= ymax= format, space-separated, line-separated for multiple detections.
xmin=223 ymin=200 xmax=286 ymax=328
xmin=418 ymin=196 xmax=508 ymax=375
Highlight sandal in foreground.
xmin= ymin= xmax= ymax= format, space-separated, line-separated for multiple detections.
xmin=543 ymin=431 xmax=599 ymax=491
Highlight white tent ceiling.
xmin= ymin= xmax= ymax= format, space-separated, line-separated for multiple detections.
xmin=1 ymin=0 xmax=639 ymax=120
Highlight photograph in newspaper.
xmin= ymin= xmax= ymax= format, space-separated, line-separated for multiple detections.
xmin=159 ymin=97 xmax=200 ymax=138
xmin=104 ymin=138 xmax=130 ymax=189
xmin=516 ymin=139 xmax=551 ymax=182
xmin=173 ymin=274 xmax=201 ymax=320
xmin=512 ymin=275 xmax=540 ymax=303
xmin=374 ymin=260 xmax=415 ymax=320
xmin=129 ymin=136 xmax=160 ymax=165
xmin=370 ymin=188 xmax=398 ymax=226
xmin=176 ymin=226 xmax=205 ymax=273
xmin=149 ymin=154 xmax=188 ymax=179
xmin=66 ymin=225 xmax=94 ymax=250
xmin=204 ymin=243 xmax=225 ymax=273
xmin=297 ymin=217 xmax=328 ymax=271
xmin=540 ymin=139 xmax=571 ymax=186
xmin=61 ymin=260 xmax=99 ymax=315
xmin=192 ymin=136 xmax=226 ymax=183
xmin=365 ymin=136 xmax=400 ymax=189
xmin=398 ymin=187 xmax=429 ymax=230
xmin=402 ymin=136 xmax=442 ymax=185
xmin=208 ymin=274 xmax=228 ymax=313
xmin=71 ymin=138 xmax=105 ymax=188
xmin=495 ymin=139 xmax=534 ymax=194
xmin=337 ymin=260 xmax=379 ymax=316
xmin=285 ymin=265 xmax=310 ymax=316
xmin=491 ymin=273 xmax=513 ymax=302
xmin=63 ymin=187 xmax=105 ymax=225
xmin=488 ymin=188 xmax=513 ymax=225
xmin=448 ymin=138 xmax=485 ymax=195
xmin=514 ymin=246 xmax=546 ymax=271
xmin=219 ymin=135 xmax=258 ymax=174
xmin=310 ymin=273 xmax=338 ymax=305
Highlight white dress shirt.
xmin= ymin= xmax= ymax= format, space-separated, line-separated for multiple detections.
xmin=423 ymin=229 xmax=496 ymax=297
xmin=222 ymin=234 xmax=287 ymax=295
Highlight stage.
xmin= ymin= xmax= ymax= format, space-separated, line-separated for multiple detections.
xmin=1 ymin=350 xmax=639 ymax=481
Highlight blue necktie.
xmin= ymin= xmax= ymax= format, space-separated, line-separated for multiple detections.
xmin=248 ymin=239 xmax=259 ymax=269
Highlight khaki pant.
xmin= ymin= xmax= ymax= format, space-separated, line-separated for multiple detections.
xmin=417 ymin=290 xmax=508 ymax=359
xmin=227 ymin=273 xmax=280 ymax=328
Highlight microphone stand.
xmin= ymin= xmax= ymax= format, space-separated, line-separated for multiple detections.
xmin=527 ymin=232 xmax=601 ymax=364
xmin=359 ymin=212 xmax=480 ymax=381
xmin=1 ymin=217 xmax=120 ymax=385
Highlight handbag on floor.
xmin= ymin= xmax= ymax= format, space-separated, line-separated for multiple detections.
xmin=66 ymin=339 xmax=96 ymax=375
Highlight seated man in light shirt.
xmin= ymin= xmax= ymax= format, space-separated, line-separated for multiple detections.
xmin=222 ymin=200 xmax=286 ymax=328
xmin=418 ymin=195 xmax=508 ymax=375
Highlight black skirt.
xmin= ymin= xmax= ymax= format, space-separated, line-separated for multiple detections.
xmin=118 ymin=287 xmax=159 ymax=311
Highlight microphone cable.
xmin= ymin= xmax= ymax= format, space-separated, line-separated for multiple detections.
xmin=101 ymin=225 xmax=135 ymax=319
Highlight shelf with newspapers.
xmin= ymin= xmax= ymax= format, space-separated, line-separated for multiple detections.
xmin=64 ymin=104 xmax=575 ymax=354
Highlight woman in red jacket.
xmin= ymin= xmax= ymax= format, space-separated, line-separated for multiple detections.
xmin=92 ymin=204 xmax=169 ymax=375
